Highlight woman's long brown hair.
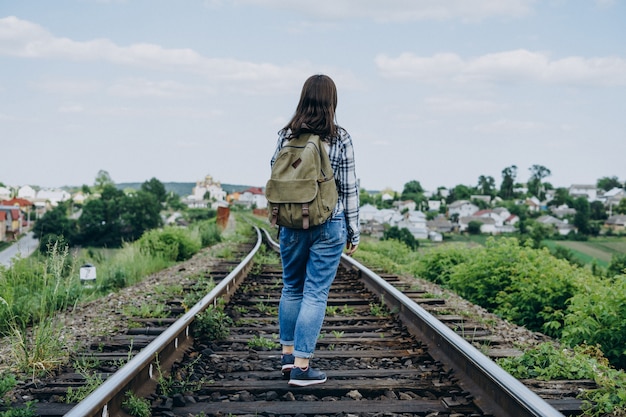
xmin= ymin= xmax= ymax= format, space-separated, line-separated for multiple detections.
xmin=285 ymin=74 xmax=338 ymax=140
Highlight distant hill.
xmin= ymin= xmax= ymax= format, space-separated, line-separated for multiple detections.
xmin=116 ymin=182 xmax=257 ymax=196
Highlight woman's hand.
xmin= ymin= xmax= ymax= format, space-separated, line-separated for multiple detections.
xmin=345 ymin=242 xmax=358 ymax=256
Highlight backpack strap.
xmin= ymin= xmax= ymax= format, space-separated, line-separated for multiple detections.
xmin=302 ymin=203 xmax=310 ymax=229
xmin=270 ymin=206 xmax=279 ymax=228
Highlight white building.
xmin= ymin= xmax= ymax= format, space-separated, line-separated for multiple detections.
xmin=17 ymin=185 xmax=36 ymax=200
xmin=239 ymin=187 xmax=267 ymax=209
xmin=186 ymin=174 xmax=227 ymax=207
xmin=0 ymin=186 xmax=11 ymax=200
xmin=35 ymin=189 xmax=71 ymax=207
xmin=448 ymin=200 xmax=479 ymax=218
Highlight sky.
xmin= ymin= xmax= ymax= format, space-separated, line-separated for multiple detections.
xmin=1 ymin=0 xmax=625 ymax=193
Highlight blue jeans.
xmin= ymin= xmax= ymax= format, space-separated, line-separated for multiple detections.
xmin=278 ymin=213 xmax=347 ymax=358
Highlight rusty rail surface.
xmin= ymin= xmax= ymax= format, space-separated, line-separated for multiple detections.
xmin=64 ymin=227 xmax=262 ymax=417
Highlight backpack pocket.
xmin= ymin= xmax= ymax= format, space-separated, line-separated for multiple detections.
xmin=265 ymin=179 xmax=318 ymax=203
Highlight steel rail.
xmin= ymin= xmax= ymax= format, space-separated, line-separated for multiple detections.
xmin=263 ymin=228 xmax=563 ymax=417
xmin=339 ymin=254 xmax=565 ymax=417
xmin=65 ymin=227 xmax=262 ymax=417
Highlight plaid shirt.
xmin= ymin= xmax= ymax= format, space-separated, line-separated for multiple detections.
xmin=271 ymin=127 xmax=360 ymax=245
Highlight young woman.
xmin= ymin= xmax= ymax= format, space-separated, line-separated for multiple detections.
xmin=270 ymin=74 xmax=360 ymax=386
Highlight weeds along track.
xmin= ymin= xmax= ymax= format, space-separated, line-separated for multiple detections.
xmin=11 ymin=227 xmax=584 ymax=416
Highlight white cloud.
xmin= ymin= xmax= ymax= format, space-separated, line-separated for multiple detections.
xmin=473 ymin=118 xmax=544 ymax=133
xmin=107 ymin=78 xmax=210 ymax=98
xmin=376 ymin=49 xmax=626 ymax=86
xmin=233 ymin=0 xmax=535 ymax=22
xmin=0 ymin=16 xmax=310 ymax=90
xmin=424 ymin=96 xmax=503 ymax=114
xmin=34 ymin=79 xmax=101 ymax=94
xmin=594 ymin=0 xmax=616 ymax=8
xmin=58 ymin=104 xmax=85 ymax=113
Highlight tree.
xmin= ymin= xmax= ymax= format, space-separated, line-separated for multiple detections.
xmin=359 ymin=189 xmax=375 ymax=206
xmin=402 ymin=180 xmax=424 ymax=195
xmin=32 ymin=202 xmax=77 ymax=244
xmin=527 ymin=164 xmax=551 ymax=199
xmin=477 ymin=175 xmax=496 ymax=197
xmin=527 ymin=221 xmax=553 ymax=249
xmin=573 ymin=197 xmax=591 ymax=235
xmin=590 ymin=201 xmax=608 ymax=221
xmin=76 ymin=184 xmax=163 ymax=247
xmin=597 ymin=176 xmax=622 ymax=192
xmin=400 ymin=180 xmax=426 ymax=206
xmin=382 ymin=226 xmax=419 ymax=250
xmin=119 ymin=190 xmax=163 ymax=241
xmin=94 ymin=170 xmax=115 ymax=193
xmin=447 ymin=184 xmax=475 ymax=203
xmin=166 ymin=191 xmax=187 ymax=211
xmin=467 ymin=221 xmax=482 ymax=235
xmin=548 ymin=187 xmax=573 ymax=207
xmin=76 ymin=187 xmax=124 ymax=247
xmin=141 ymin=177 xmax=167 ymax=204
xmin=499 ymin=165 xmax=517 ymax=200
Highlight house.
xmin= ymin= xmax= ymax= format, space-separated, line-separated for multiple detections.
xmin=600 ymin=188 xmax=626 ymax=213
xmin=17 ymin=185 xmax=36 ymax=200
xmin=458 ymin=216 xmax=497 ymax=234
xmin=238 ymin=187 xmax=267 ymax=209
xmin=536 ymin=215 xmax=576 ymax=236
xmin=361 ymin=222 xmax=385 ymax=238
xmin=551 ymin=204 xmax=576 ymax=218
xmin=72 ymin=192 xmax=88 ymax=205
xmin=428 ymin=231 xmax=443 ymax=242
xmin=472 ymin=207 xmax=518 ymax=234
xmin=1 ymin=198 xmax=34 ymax=228
xmin=427 ymin=216 xmax=454 ymax=233
xmin=359 ymin=204 xmax=379 ymax=223
xmin=396 ymin=210 xmax=428 ymax=239
xmin=500 ymin=213 xmax=520 ymax=233
xmin=0 ymin=211 xmax=6 ymax=242
xmin=470 ymin=195 xmax=492 ymax=205
xmin=605 ymin=215 xmax=626 ymax=232
xmin=448 ymin=200 xmax=479 ymax=219
xmin=361 ymin=207 xmax=402 ymax=226
xmin=0 ymin=205 xmax=24 ymax=241
xmin=525 ymin=196 xmax=543 ymax=212
xmin=34 ymin=189 xmax=71 ymax=208
xmin=569 ymin=184 xmax=597 ymax=201
xmin=427 ymin=200 xmax=442 ymax=212
xmin=393 ymin=200 xmax=416 ymax=213
xmin=0 ymin=186 xmax=11 ymax=200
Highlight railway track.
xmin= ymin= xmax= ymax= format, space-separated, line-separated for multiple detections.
xmin=8 ymin=225 xmax=584 ymax=416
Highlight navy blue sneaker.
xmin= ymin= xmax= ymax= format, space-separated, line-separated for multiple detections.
xmin=281 ymin=354 xmax=295 ymax=377
xmin=288 ymin=366 xmax=327 ymax=387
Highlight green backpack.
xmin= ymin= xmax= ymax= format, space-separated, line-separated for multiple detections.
xmin=265 ymin=133 xmax=338 ymax=229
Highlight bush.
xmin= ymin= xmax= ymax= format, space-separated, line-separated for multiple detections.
xmin=196 ymin=220 xmax=222 ymax=247
xmin=498 ymin=342 xmax=626 ymax=417
xmin=382 ymin=226 xmax=419 ymax=250
xmin=414 ymin=243 xmax=472 ymax=286
xmin=445 ymin=238 xmax=578 ymax=337
xmin=137 ymin=227 xmax=201 ymax=262
xmin=561 ymin=274 xmax=626 ymax=369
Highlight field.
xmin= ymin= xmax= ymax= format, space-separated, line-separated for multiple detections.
xmin=445 ymin=235 xmax=626 ymax=268
xmin=544 ymin=237 xmax=626 ymax=267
